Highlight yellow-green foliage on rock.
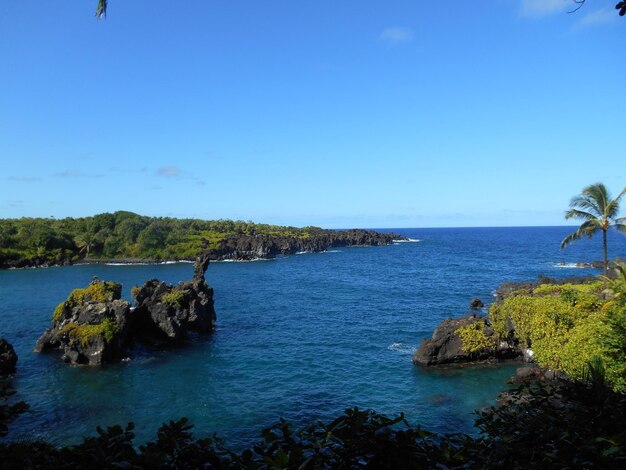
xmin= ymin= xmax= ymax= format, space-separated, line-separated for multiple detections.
xmin=490 ymin=282 xmax=626 ymax=392
xmin=53 ymin=302 xmax=66 ymax=322
xmin=61 ymin=318 xmax=119 ymax=347
xmin=52 ymin=281 xmax=122 ymax=321
xmin=532 ymin=281 xmax=605 ymax=296
xmin=162 ymin=289 xmax=185 ymax=307
xmin=456 ymin=323 xmax=495 ymax=354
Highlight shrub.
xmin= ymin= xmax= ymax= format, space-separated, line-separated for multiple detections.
xmin=130 ymin=285 xmax=141 ymax=299
xmin=52 ymin=281 xmax=121 ymax=321
xmin=533 ymin=281 xmax=605 ymax=296
xmin=599 ymin=306 xmax=626 ymax=392
xmin=52 ymin=302 xmax=66 ymax=322
xmin=162 ymin=289 xmax=185 ymax=307
xmin=456 ymin=323 xmax=495 ymax=354
xmin=61 ymin=318 xmax=119 ymax=347
xmin=490 ymin=280 xmax=626 ymax=392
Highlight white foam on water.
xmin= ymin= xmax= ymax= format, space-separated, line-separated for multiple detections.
xmin=212 ymin=258 xmax=275 ymax=263
xmin=104 ymin=260 xmax=194 ymax=266
xmin=105 ymin=262 xmax=151 ymax=266
xmin=553 ymin=263 xmax=587 ymax=269
xmin=387 ymin=342 xmax=416 ymax=355
xmin=393 ymin=238 xmax=421 ymax=243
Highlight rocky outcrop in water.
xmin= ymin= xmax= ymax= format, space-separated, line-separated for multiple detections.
xmin=34 ymin=280 xmax=132 ymax=365
xmin=132 ymin=252 xmax=216 ymax=342
xmin=412 ymin=313 xmax=520 ymax=366
xmin=35 ymin=253 xmax=216 ymax=365
xmin=415 ymin=275 xmax=603 ymax=368
xmin=206 ymin=229 xmax=403 ymax=261
xmin=0 ymin=339 xmax=18 ymax=375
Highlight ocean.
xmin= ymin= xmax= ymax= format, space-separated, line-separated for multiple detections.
xmin=1 ymin=226 xmax=622 ymax=448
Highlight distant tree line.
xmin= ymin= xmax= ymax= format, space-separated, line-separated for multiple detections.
xmin=0 ymin=211 xmax=318 ymax=265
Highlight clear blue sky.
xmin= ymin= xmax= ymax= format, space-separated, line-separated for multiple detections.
xmin=1 ymin=1 xmax=624 ymax=228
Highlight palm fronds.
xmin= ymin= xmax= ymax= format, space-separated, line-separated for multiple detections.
xmin=561 ymin=183 xmax=626 ymax=276
xmin=560 ymin=219 xmax=601 ymax=249
xmin=96 ymin=0 xmax=107 ymax=19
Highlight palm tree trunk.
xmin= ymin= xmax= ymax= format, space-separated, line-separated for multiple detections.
xmin=603 ymin=229 xmax=608 ymax=276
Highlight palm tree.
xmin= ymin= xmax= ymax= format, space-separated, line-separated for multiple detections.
xmin=96 ymin=0 xmax=107 ymax=18
xmin=75 ymin=232 xmax=97 ymax=259
xmin=560 ymin=183 xmax=626 ymax=276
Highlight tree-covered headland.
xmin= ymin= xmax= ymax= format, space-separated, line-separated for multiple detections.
xmin=0 ymin=211 xmax=349 ymax=268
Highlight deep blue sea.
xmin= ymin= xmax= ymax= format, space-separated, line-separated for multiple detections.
xmin=2 ymin=226 xmax=623 ymax=448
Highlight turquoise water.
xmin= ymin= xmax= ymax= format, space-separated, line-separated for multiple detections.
xmin=1 ymin=226 xmax=619 ymax=448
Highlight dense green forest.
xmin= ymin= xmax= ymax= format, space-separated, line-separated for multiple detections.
xmin=0 ymin=211 xmax=321 ymax=266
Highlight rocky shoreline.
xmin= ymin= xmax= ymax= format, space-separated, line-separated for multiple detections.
xmin=1 ymin=229 xmax=404 ymax=269
xmin=413 ymin=274 xmax=600 ymax=368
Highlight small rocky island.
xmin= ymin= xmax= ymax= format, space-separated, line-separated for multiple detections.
xmin=34 ymin=253 xmax=216 ymax=365
xmin=412 ymin=312 xmax=520 ymax=366
xmin=413 ymin=275 xmax=599 ymax=367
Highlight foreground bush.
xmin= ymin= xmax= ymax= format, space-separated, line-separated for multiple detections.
xmin=489 ymin=279 xmax=626 ymax=392
xmin=1 ymin=375 xmax=624 ymax=469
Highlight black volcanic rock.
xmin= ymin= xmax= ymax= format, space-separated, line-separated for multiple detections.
xmin=35 ymin=253 xmax=216 ymax=365
xmin=469 ymin=298 xmax=484 ymax=309
xmin=132 ymin=251 xmax=216 ymax=342
xmin=0 ymin=339 xmax=18 ymax=375
xmin=413 ymin=314 xmax=521 ymax=366
xmin=34 ymin=280 xmax=132 ymax=365
xmin=205 ymin=229 xmax=403 ymax=261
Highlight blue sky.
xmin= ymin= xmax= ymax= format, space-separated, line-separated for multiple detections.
xmin=1 ymin=1 xmax=624 ymax=228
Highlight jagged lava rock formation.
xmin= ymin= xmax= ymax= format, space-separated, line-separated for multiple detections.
xmin=35 ymin=253 xmax=216 ymax=365
xmin=132 ymin=252 xmax=216 ymax=342
xmin=412 ymin=313 xmax=520 ymax=366
xmin=34 ymin=280 xmax=132 ymax=365
xmin=0 ymin=339 xmax=18 ymax=375
xmin=207 ymin=229 xmax=403 ymax=261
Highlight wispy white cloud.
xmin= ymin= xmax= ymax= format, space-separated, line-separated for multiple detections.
xmin=380 ymin=26 xmax=414 ymax=44
xmin=7 ymin=176 xmax=42 ymax=183
xmin=520 ymin=0 xmax=571 ymax=17
xmin=156 ymin=166 xmax=181 ymax=177
xmin=54 ymin=171 xmax=104 ymax=178
xmin=573 ymin=7 xmax=619 ymax=29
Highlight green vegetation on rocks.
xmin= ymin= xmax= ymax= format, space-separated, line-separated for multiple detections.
xmin=161 ymin=289 xmax=185 ymax=307
xmin=61 ymin=318 xmax=120 ymax=347
xmin=52 ymin=281 xmax=121 ymax=321
xmin=490 ymin=275 xmax=626 ymax=392
xmin=456 ymin=323 xmax=495 ymax=354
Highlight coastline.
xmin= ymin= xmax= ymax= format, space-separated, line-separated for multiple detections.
xmin=1 ymin=230 xmax=404 ymax=270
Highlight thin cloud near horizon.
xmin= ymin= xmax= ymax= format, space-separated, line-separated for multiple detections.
xmin=379 ymin=26 xmax=414 ymax=44
xmin=156 ymin=166 xmax=181 ymax=177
